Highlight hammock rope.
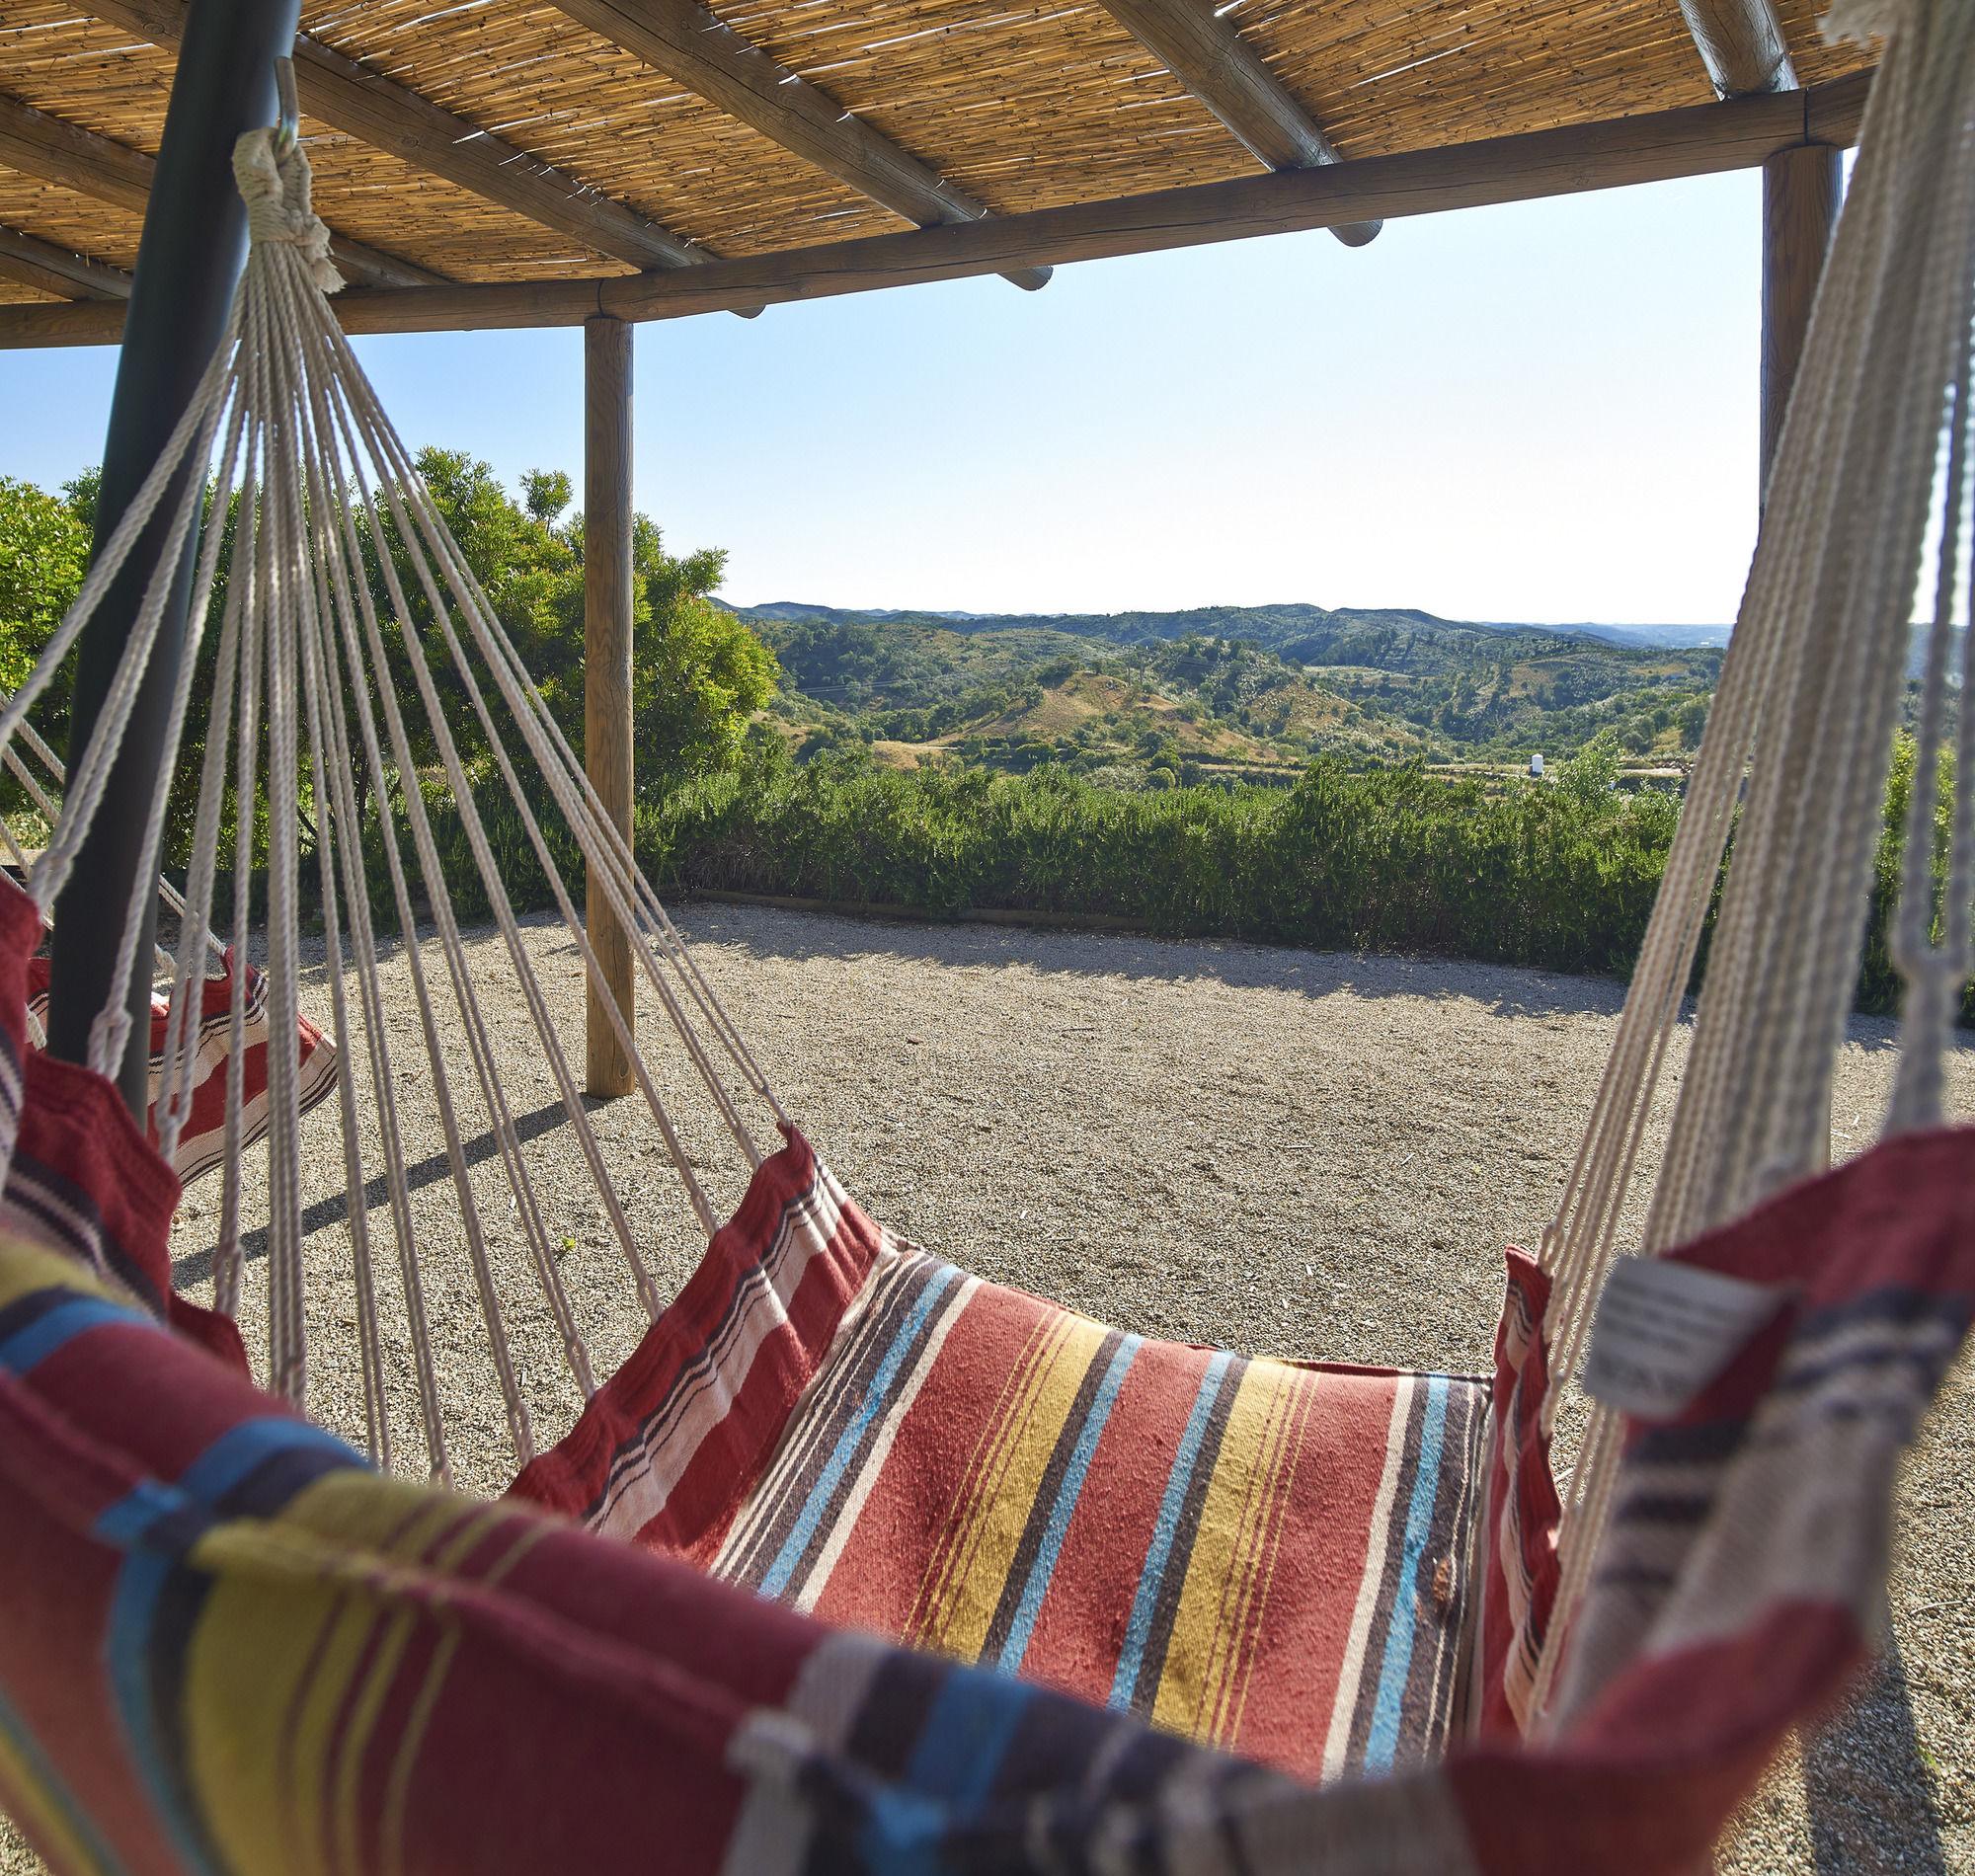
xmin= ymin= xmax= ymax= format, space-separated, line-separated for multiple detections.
xmin=1528 ymin=0 xmax=1975 ymax=1720
xmin=3 ymin=129 xmax=785 ymax=1478
xmin=0 ymin=0 xmax=1965 ymax=1731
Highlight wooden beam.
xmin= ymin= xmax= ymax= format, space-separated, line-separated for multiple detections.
xmin=0 ymin=71 xmax=1875 ymax=350
xmin=552 ymin=0 xmax=1051 ymax=291
xmin=1089 ymin=0 xmax=1380 ymax=248
xmin=90 ymin=0 xmax=713 ymax=274
xmin=584 ymin=315 xmax=636 ymax=1099
xmin=1761 ymin=141 xmax=1841 ymax=499
xmin=1677 ymin=0 xmax=1797 ymax=96
xmin=0 ymin=224 xmax=130 ymax=298
xmin=0 ymin=89 xmax=445 ymax=289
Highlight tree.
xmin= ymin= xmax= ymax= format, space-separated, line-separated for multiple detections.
xmin=363 ymin=448 xmax=774 ymax=803
xmin=0 ymin=475 xmax=90 ymax=698
xmin=520 ymin=470 xmax=573 ymax=526
xmin=634 ymin=589 xmax=778 ymax=796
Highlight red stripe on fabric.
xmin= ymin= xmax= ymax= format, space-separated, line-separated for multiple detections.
xmin=1668 ymin=1125 xmax=1975 ymax=1308
xmin=12 ymin=1050 xmax=180 ymax=1309
xmin=808 ymin=1274 xmax=1054 ymax=1644
xmin=1451 ymin=1604 xmax=1865 ymax=1876
xmin=508 ymin=1130 xmax=883 ymax=1560
xmin=0 ymin=1367 xmax=203 ymax=1873
xmin=391 ymin=1517 xmax=826 ymax=1876
xmin=24 ymin=1312 xmax=295 ymax=1481
xmin=1476 ymin=1249 xmax=1559 ymax=1741
xmin=0 ymin=880 xmax=40 ymax=1087
xmin=1215 ymin=1370 xmax=1397 ymax=1778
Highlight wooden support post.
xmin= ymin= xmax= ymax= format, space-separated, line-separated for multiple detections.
xmin=1761 ymin=141 xmax=1842 ymax=503
xmin=585 ymin=316 xmax=636 ymax=1098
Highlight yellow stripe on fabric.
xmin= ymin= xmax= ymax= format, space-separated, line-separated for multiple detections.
xmin=920 ymin=1311 xmax=1111 ymax=1663
xmin=1150 ymin=1360 xmax=1303 ymax=1745
xmin=185 ymin=1475 xmax=464 ymax=1876
xmin=0 ymin=1234 xmax=107 ymax=1310
xmin=322 ymin=1485 xmax=484 ymax=1876
xmin=1210 ymin=1369 xmax=1311 ymax=1751
xmin=1188 ymin=1363 xmax=1297 ymax=1749
xmin=908 ymin=1308 xmax=1063 ymax=1648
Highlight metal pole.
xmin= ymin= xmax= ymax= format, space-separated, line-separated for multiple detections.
xmin=44 ymin=0 xmax=304 ymax=1119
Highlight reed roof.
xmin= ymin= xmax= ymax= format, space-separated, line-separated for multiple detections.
xmin=0 ymin=0 xmax=1876 ymax=315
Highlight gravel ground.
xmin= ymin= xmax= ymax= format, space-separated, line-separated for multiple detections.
xmin=4 ymin=902 xmax=1970 ymax=1872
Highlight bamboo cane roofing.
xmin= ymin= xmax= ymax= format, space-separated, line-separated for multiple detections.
xmin=0 ymin=0 xmax=1876 ymax=309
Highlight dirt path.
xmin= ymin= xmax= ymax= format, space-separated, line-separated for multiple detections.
xmin=5 ymin=904 xmax=1969 ymax=1872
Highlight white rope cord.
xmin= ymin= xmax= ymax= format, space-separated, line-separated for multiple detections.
xmin=310 ymin=350 xmax=736 ymax=1225
xmin=289 ymin=395 xmax=452 ymax=1480
xmin=316 ymin=319 xmax=770 ymax=1166
xmin=0 ymin=126 xmax=805 ymax=1481
xmin=309 ymin=358 xmax=598 ymax=1424
xmin=1529 ymin=0 xmax=1975 ymax=1724
xmin=341 ymin=376 xmax=786 ymax=1129
xmin=1885 ymin=275 xmax=1975 ymax=1133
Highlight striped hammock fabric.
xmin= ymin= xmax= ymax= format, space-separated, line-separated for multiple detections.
xmin=1 ymin=1118 xmax=1970 ymax=1876
xmin=0 ymin=882 xmax=245 ymax=1368
xmin=25 ymin=949 xmax=337 ymax=1187
xmin=514 ymin=1134 xmax=1490 ymax=1778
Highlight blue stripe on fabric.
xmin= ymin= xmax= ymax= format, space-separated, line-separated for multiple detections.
xmin=1362 ymin=1373 xmax=1451 ymax=1773
xmin=0 ymin=1684 xmax=135 ymax=1876
xmin=174 ymin=1416 xmax=361 ymax=1505
xmin=1107 ymin=1349 xmax=1233 ymax=1711
xmin=93 ymin=1417 xmax=366 ymax=1876
xmin=757 ymin=1262 xmax=964 ymax=1601
xmin=102 ymin=1547 xmax=212 ymax=1876
xmin=862 ymin=1670 xmax=1037 ymax=1873
xmin=0 ymin=1295 xmax=140 ymax=1376
xmin=995 ymin=1332 xmax=1142 ymax=1675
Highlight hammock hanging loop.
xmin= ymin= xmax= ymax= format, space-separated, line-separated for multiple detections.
xmin=232 ymin=124 xmax=343 ymax=294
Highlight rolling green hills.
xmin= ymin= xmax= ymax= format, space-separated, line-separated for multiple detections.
xmin=735 ymin=602 xmax=1724 ymax=785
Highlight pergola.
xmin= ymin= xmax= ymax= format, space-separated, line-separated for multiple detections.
xmin=0 ymin=0 xmax=1876 ymax=1108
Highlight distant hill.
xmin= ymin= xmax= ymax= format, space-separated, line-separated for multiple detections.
xmin=728 ymin=601 xmax=1733 ymax=656
xmin=738 ymin=601 xmax=1725 ymax=783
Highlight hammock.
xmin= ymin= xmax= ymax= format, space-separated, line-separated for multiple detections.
xmin=1 ymin=724 xmax=338 ymax=1185
xmin=1 ymin=0 xmax=1972 ymax=1865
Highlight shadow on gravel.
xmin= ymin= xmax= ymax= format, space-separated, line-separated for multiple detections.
xmin=671 ymin=900 xmax=1638 ymax=1021
xmin=669 ymin=903 xmax=1953 ymax=1054
xmin=171 ymin=1098 xmax=575 ymax=1290
xmin=1803 ymin=1634 xmax=1948 ymax=1875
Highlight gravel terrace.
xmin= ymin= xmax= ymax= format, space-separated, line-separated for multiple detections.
xmin=5 ymin=901 xmax=1970 ymax=1873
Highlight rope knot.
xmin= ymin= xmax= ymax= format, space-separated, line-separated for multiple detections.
xmin=232 ymin=127 xmax=344 ymax=295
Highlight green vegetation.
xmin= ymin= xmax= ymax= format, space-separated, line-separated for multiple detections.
xmin=0 ymin=456 xmax=775 ymax=866
xmin=1 ymin=469 xmax=1957 ymax=1017
xmin=645 ymin=740 xmax=1678 ymax=976
xmin=638 ymin=731 xmax=1956 ymax=1018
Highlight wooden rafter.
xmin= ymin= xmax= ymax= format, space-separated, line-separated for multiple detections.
xmin=1089 ymin=0 xmax=1380 ymax=248
xmin=0 ymin=70 xmax=1873 ymax=351
xmin=551 ymin=0 xmax=1051 ymax=292
xmin=85 ymin=0 xmax=710 ymax=274
xmin=1677 ymin=0 xmax=1798 ymax=96
xmin=0 ymin=223 xmax=130 ymax=299
xmin=0 ymin=90 xmax=444 ymax=290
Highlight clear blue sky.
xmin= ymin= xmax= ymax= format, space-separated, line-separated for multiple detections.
xmin=1 ymin=168 xmax=1769 ymax=625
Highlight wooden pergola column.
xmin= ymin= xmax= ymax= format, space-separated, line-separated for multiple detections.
xmin=585 ymin=315 xmax=636 ymax=1098
xmin=1760 ymin=141 xmax=1842 ymax=503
